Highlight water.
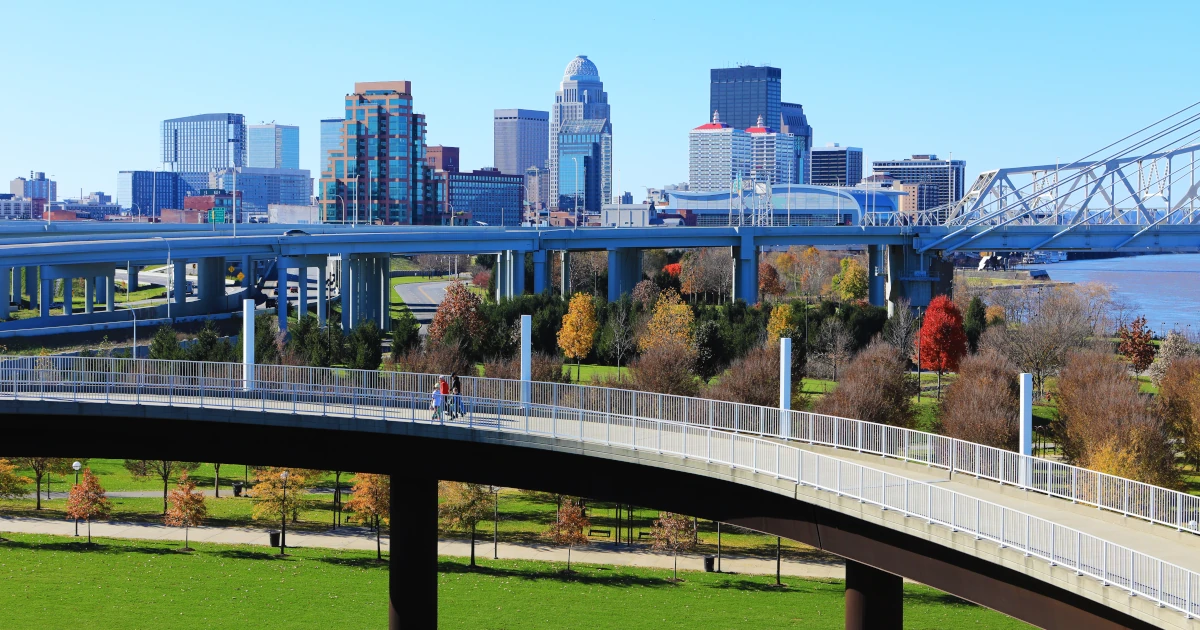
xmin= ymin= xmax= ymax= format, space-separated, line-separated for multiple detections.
xmin=1024 ymin=253 xmax=1200 ymax=333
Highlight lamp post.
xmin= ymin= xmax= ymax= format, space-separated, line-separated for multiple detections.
xmin=491 ymin=485 xmax=500 ymax=559
xmin=332 ymin=194 xmax=347 ymax=224
xmin=279 ymin=470 xmax=289 ymax=555
xmin=72 ymin=461 xmax=82 ymax=536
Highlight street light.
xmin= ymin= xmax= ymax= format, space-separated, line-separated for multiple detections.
xmin=72 ymin=461 xmax=82 ymax=536
xmin=332 ymin=194 xmax=347 ymax=224
xmin=279 ymin=470 xmax=289 ymax=555
xmin=490 ymin=485 xmax=501 ymax=559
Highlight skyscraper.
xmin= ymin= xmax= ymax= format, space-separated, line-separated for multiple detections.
xmin=709 ymin=66 xmax=781 ymax=133
xmin=9 ymin=172 xmax=56 ymax=201
xmin=117 ymin=170 xmax=183 ymax=217
xmin=550 ymin=56 xmax=611 ymax=212
xmin=318 ymin=81 xmax=438 ymax=224
xmin=494 ymin=109 xmax=549 ymax=176
xmin=161 ymin=113 xmax=246 ymax=192
xmin=247 ymin=124 xmax=300 ymax=169
xmin=780 ymin=102 xmax=813 ymax=184
xmin=811 ymin=144 xmax=863 ymax=187
xmin=689 ymin=111 xmax=750 ymax=192
xmin=557 ymin=119 xmax=611 ymax=213
xmin=871 ymin=155 xmax=966 ymax=213
xmin=747 ymin=115 xmax=797 ymax=186
xmin=320 ymin=118 xmax=343 ymax=174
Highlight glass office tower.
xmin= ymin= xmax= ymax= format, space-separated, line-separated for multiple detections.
xmin=550 ymin=56 xmax=611 ymax=210
xmin=162 ymin=113 xmax=246 ymax=193
xmin=557 ymin=119 xmax=610 ymax=214
xmin=248 ymin=124 xmax=300 ymax=169
xmin=709 ymin=66 xmax=781 ymax=133
xmin=320 ymin=119 xmax=343 ymax=174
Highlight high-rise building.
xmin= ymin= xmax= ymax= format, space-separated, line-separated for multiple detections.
xmin=426 ymin=146 xmax=460 ymax=173
xmin=688 ymin=111 xmax=750 ymax=192
xmin=494 ymin=109 xmax=549 ymax=176
xmin=747 ymin=115 xmax=797 ymax=186
xmin=209 ymin=167 xmax=313 ymax=216
xmin=161 ymin=113 xmax=246 ymax=193
xmin=871 ymin=154 xmax=966 ymax=213
xmin=709 ymin=66 xmax=781 ymax=134
xmin=320 ymin=118 xmax=343 ymax=174
xmin=247 ymin=124 xmax=300 ymax=169
xmin=524 ymin=165 xmax=550 ymax=214
xmin=9 ymin=172 xmax=57 ymax=201
xmin=438 ymin=167 xmax=524 ymax=226
xmin=318 ymin=81 xmax=438 ymax=224
xmin=557 ymin=119 xmax=611 ymax=214
xmin=550 ymin=56 xmax=611 ymax=212
xmin=117 ymin=170 xmax=184 ymax=217
xmin=811 ymin=144 xmax=863 ymax=187
xmin=780 ymin=102 xmax=813 ymax=184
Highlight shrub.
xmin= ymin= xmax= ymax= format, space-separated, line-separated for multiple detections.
xmin=1156 ymin=357 xmax=1200 ymax=467
xmin=704 ymin=343 xmax=805 ymax=410
xmin=814 ymin=340 xmax=914 ymax=428
xmin=482 ymin=352 xmax=569 ymax=383
xmin=390 ymin=340 xmax=472 ymax=377
xmin=346 ymin=319 xmax=384 ymax=371
xmin=623 ymin=342 xmax=699 ymax=397
xmin=391 ymin=309 xmax=421 ymax=358
xmin=471 ymin=271 xmax=490 ymax=288
xmin=939 ymin=348 xmax=1018 ymax=450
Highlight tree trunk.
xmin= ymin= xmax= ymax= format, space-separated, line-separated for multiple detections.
xmin=162 ymin=477 xmax=169 ymax=515
xmin=214 ymin=464 xmax=221 ymax=499
xmin=674 ymin=552 xmax=678 ymax=582
xmin=937 ymin=371 xmax=943 ymax=400
xmin=185 ymin=524 xmax=189 ymax=550
xmin=35 ymin=474 xmax=42 ymax=510
xmin=469 ymin=522 xmax=476 ymax=567
xmin=376 ymin=516 xmax=382 ymax=561
xmin=567 ymin=545 xmax=572 ymax=572
xmin=87 ymin=519 xmax=91 ymax=544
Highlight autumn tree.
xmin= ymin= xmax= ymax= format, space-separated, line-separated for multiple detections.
xmin=165 ymin=471 xmax=207 ymax=551
xmin=12 ymin=457 xmax=67 ymax=510
xmin=639 ymin=289 xmax=693 ymax=352
xmin=631 ymin=279 xmax=660 ymax=309
xmin=705 ymin=343 xmax=804 ymax=410
xmin=622 ymin=343 xmax=700 ymax=396
xmin=939 ymin=348 xmax=1019 ymax=450
xmin=766 ymin=303 xmax=794 ymax=345
xmin=428 ymin=281 xmax=487 ymax=345
xmin=774 ymin=250 xmax=801 ymax=293
xmin=438 ymin=482 xmax=496 ymax=568
xmin=1157 ymin=357 xmax=1200 ymax=468
xmin=651 ymin=511 xmax=697 ymax=582
xmin=558 ymin=293 xmax=598 ymax=380
xmin=0 ymin=459 xmax=31 ymax=501
xmin=66 ymin=468 xmax=111 ymax=544
xmin=542 ymin=498 xmax=590 ymax=573
xmin=994 ymin=285 xmax=1098 ymax=397
xmin=344 ymin=473 xmax=390 ymax=560
xmin=758 ymin=262 xmax=786 ymax=300
xmin=815 ymin=340 xmax=914 ymax=428
xmin=1149 ymin=331 xmax=1198 ymax=386
xmin=916 ymin=295 xmax=968 ymax=398
xmin=1117 ymin=315 xmax=1156 ymax=378
xmin=830 ymin=258 xmax=868 ymax=302
xmin=124 ymin=460 xmax=200 ymax=514
xmin=251 ymin=467 xmax=314 ymax=524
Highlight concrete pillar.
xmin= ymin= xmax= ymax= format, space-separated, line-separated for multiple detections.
xmin=495 ymin=252 xmax=506 ymax=302
xmin=243 ymin=298 xmax=255 ymax=389
xmin=241 ymin=255 xmax=254 ymax=288
xmin=520 ymin=314 xmax=531 ymax=403
xmin=172 ymin=261 xmax=186 ymax=307
xmin=26 ymin=267 xmax=38 ymax=310
xmin=340 ymin=256 xmax=352 ymax=332
xmin=389 ymin=471 xmax=438 ymax=629
xmin=277 ymin=263 xmax=288 ymax=335
xmin=559 ymin=250 xmax=571 ymax=296
xmin=606 ymin=248 xmax=642 ymax=301
xmin=95 ymin=275 xmax=107 ymax=307
xmin=512 ymin=251 xmax=525 ymax=296
xmin=317 ymin=266 xmax=327 ymax=327
xmin=84 ymin=277 xmax=94 ymax=314
xmin=1020 ymin=372 xmax=1033 ymax=485
xmin=780 ymin=337 xmax=792 ymax=417
xmin=106 ymin=274 xmax=116 ymax=312
xmin=845 ymin=560 xmax=902 ymax=630
xmin=63 ymin=278 xmax=73 ymax=316
xmin=607 ymin=249 xmax=621 ymax=302
xmin=867 ymin=245 xmax=885 ymax=307
xmin=532 ymin=250 xmax=547 ymax=294
xmin=198 ymin=257 xmax=225 ymax=311
xmin=0 ymin=267 xmax=9 ymax=321
xmin=732 ymin=237 xmax=759 ymax=304
xmin=8 ymin=267 xmax=16 ymax=306
xmin=39 ymin=275 xmax=50 ymax=318
xmin=127 ymin=263 xmax=139 ymax=294
xmin=380 ymin=255 xmax=391 ymax=330
xmin=297 ymin=266 xmax=308 ymax=319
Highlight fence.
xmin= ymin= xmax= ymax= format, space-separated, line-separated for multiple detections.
xmin=0 ymin=354 xmax=1196 ymax=618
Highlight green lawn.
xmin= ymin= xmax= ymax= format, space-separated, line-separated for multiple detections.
xmin=0 ymin=533 xmax=1028 ymax=629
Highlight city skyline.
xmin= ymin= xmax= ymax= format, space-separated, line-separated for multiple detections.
xmin=2 ymin=1 xmax=1197 ymax=201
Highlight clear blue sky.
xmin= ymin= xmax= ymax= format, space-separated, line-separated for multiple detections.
xmin=3 ymin=0 xmax=1197 ymax=201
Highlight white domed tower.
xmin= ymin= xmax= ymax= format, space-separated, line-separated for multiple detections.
xmin=550 ymin=56 xmax=612 ymax=213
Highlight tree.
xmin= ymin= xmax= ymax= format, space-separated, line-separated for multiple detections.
xmin=391 ymin=308 xmax=421 ymax=358
xmin=995 ymin=285 xmax=1098 ymax=397
xmin=939 ymin=348 xmax=1019 ymax=450
xmin=766 ymin=303 xmax=794 ymax=345
xmin=831 ymin=258 xmax=868 ymax=302
xmin=124 ymin=460 xmax=201 ymax=514
xmin=815 ymin=340 xmax=914 ymax=428
xmin=344 ymin=473 xmax=390 ymax=561
xmin=639 ymin=289 xmax=693 ymax=352
xmin=149 ymin=325 xmax=184 ymax=361
xmin=558 ymin=292 xmax=599 ymax=380
xmin=0 ymin=458 xmax=31 ymax=500
xmin=963 ymin=297 xmax=988 ymax=352
xmin=1117 ymin=315 xmax=1156 ymax=378
xmin=346 ymin=318 xmax=384 ymax=370
xmin=253 ymin=314 xmax=280 ymax=364
xmin=1155 ymin=357 xmax=1200 ymax=468
xmin=882 ymin=298 xmax=918 ymax=362
xmin=916 ymin=295 xmax=968 ymax=398
xmin=622 ymin=343 xmax=699 ymax=397
xmin=165 ymin=471 xmax=207 ymax=551
xmin=758 ymin=262 xmax=786 ymax=299
xmin=814 ymin=318 xmax=853 ymax=381
xmin=632 ymin=279 xmax=659 ymax=309
xmin=606 ymin=299 xmax=636 ymax=378
xmin=542 ymin=498 xmax=589 ymax=573
xmin=251 ymin=467 xmax=314 ymax=525
xmin=651 ymin=511 xmax=697 ymax=582
xmin=438 ymin=482 xmax=496 ymax=568
xmin=12 ymin=457 xmax=66 ymax=510
xmin=186 ymin=321 xmax=236 ymax=362
xmin=66 ymin=468 xmax=111 ymax=544
xmin=428 ymin=281 xmax=486 ymax=344
xmin=705 ymin=343 xmax=804 ymax=410
xmin=1149 ymin=331 xmax=1198 ymax=386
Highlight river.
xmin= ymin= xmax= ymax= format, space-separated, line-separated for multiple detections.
xmin=1023 ymin=253 xmax=1200 ymax=334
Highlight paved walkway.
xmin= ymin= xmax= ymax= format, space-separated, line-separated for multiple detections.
xmin=0 ymin=515 xmax=844 ymax=580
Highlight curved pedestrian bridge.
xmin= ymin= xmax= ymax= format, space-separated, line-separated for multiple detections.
xmin=3 ymin=356 xmax=1198 ymax=630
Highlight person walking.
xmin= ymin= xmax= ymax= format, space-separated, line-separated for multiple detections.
xmin=450 ymin=372 xmax=462 ymax=419
xmin=430 ymin=384 xmax=443 ymax=422
xmin=439 ymin=376 xmax=451 ymax=421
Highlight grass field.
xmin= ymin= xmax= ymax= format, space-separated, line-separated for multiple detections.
xmin=0 ymin=533 xmax=1028 ymax=629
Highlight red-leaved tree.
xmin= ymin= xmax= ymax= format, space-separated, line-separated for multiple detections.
xmin=758 ymin=262 xmax=786 ymax=300
xmin=1117 ymin=315 xmax=1156 ymax=378
xmin=917 ymin=295 xmax=968 ymax=399
xmin=662 ymin=262 xmax=682 ymax=277
xmin=66 ymin=468 xmax=111 ymax=544
xmin=428 ymin=281 xmax=486 ymax=344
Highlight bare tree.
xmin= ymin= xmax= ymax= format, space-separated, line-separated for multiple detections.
xmin=607 ymin=302 xmax=635 ymax=378
xmin=939 ymin=348 xmax=1019 ymax=450
xmin=998 ymin=286 xmax=1095 ymax=397
xmin=882 ymin=298 xmax=918 ymax=358
xmin=814 ymin=318 xmax=854 ymax=381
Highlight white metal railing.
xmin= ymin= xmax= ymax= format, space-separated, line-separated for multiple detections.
xmin=2 ymin=354 xmax=1197 ymax=618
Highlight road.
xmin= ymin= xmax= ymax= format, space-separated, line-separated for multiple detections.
xmin=394 ymin=280 xmax=451 ymax=333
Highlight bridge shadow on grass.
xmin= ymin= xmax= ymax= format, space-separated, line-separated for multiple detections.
xmin=437 ymin=559 xmax=667 ymax=588
xmin=709 ymin=577 xmax=832 ymax=593
xmin=1 ymin=538 xmax=177 ymax=556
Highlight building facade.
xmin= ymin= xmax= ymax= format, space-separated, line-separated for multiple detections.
xmin=426 ymin=146 xmax=460 ymax=173
xmin=780 ymin=102 xmax=813 ymax=184
xmin=320 ymin=118 xmax=343 ymax=174
xmin=811 ymin=144 xmax=863 ymax=187
xmin=557 ymin=119 xmax=610 ymax=214
xmin=871 ymin=154 xmax=966 ymax=213
xmin=162 ymin=113 xmax=246 ymax=193
xmin=247 ymin=123 xmax=300 ymax=169
xmin=524 ymin=165 xmax=549 ymax=214
xmin=318 ymin=81 xmax=438 ymax=224
xmin=747 ymin=115 xmax=797 ymax=186
xmin=0 ymin=195 xmax=32 ymax=219
xmin=494 ymin=108 xmax=549 ymax=176
xmin=117 ymin=170 xmax=184 ymax=217
xmin=9 ymin=172 xmax=57 ymax=201
xmin=549 ymin=56 xmax=611 ymax=211
xmin=688 ymin=111 xmax=750 ymax=192
xmin=209 ymin=167 xmax=312 ymax=215
xmin=439 ymin=167 xmax=523 ymax=226
xmin=710 ymin=66 xmax=781 ymax=133
xmin=181 ymin=188 xmax=240 ymax=223
xmin=666 ymin=184 xmax=898 ymax=227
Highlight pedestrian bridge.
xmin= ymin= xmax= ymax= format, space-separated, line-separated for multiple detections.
xmin=3 ymin=356 xmax=1198 ymax=630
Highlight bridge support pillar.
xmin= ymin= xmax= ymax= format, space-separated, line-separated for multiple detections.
xmin=63 ymin=278 xmax=73 ymax=316
xmin=867 ymin=245 xmax=885 ymax=307
xmin=277 ymin=263 xmax=289 ymax=335
xmin=389 ymin=470 xmax=438 ymax=630
xmin=512 ymin=251 xmax=525 ymax=297
xmin=198 ymin=257 xmax=225 ymax=312
xmin=317 ymin=266 xmax=327 ymax=327
xmin=172 ymin=261 xmax=186 ymax=309
xmin=845 ymin=560 xmax=902 ymax=630
xmin=297 ymin=266 xmax=308 ymax=319
xmin=731 ymin=236 xmax=758 ymax=304
xmin=532 ymin=250 xmax=547 ymax=294
xmin=38 ymin=275 xmax=50 ymax=318
xmin=606 ymin=248 xmax=641 ymax=301
xmin=241 ymin=255 xmax=254 ymax=288
xmin=106 ymin=274 xmax=115 ymax=312
xmin=340 ymin=256 xmax=352 ymax=332
xmin=127 ymin=263 xmax=138 ymax=293
xmin=559 ymin=251 xmax=571 ymax=296
xmin=0 ymin=267 xmax=9 ymax=321
xmin=26 ymin=267 xmax=39 ymax=311
xmin=95 ymin=275 xmax=108 ymax=310
xmin=494 ymin=252 xmax=506 ymax=302
xmin=84 ymin=277 xmax=94 ymax=314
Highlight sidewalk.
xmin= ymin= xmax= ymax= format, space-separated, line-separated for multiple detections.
xmin=0 ymin=515 xmax=845 ymax=580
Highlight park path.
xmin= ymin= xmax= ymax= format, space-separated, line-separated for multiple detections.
xmin=0 ymin=515 xmax=844 ymax=580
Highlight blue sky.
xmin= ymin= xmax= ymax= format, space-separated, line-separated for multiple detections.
xmin=3 ymin=0 xmax=1197 ymax=201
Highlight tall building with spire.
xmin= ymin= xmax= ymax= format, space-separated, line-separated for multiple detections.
xmin=689 ymin=111 xmax=749 ymax=192
xmin=549 ymin=55 xmax=611 ymax=214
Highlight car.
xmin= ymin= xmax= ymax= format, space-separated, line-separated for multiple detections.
xmin=282 ymin=229 xmax=309 ymax=237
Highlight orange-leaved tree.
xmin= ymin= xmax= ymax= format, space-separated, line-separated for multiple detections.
xmin=758 ymin=262 xmax=786 ymax=300
xmin=639 ymin=289 xmax=693 ymax=353
xmin=165 ymin=471 xmax=207 ymax=551
xmin=1117 ymin=315 xmax=1156 ymax=378
xmin=66 ymin=468 xmax=111 ymax=544
xmin=428 ymin=281 xmax=486 ymax=345
xmin=344 ymin=473 xmax=390 ymax=560
xmin=542 ymin=498 xmax=590 ymax=573
xmin=917 ymin=294 xmax=968 ymax=399
xmin=650 ymin=511 xmax=697 ymax=582
xmin=0 ymin=458 xmax=32 ymax=500
xmin=123 ymin=460 xmax=200 ymax=515
xmin=557 ymin=292 xmax=598 ymax=380
xmin=766 ymin=303 xmax=794 ymax=345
